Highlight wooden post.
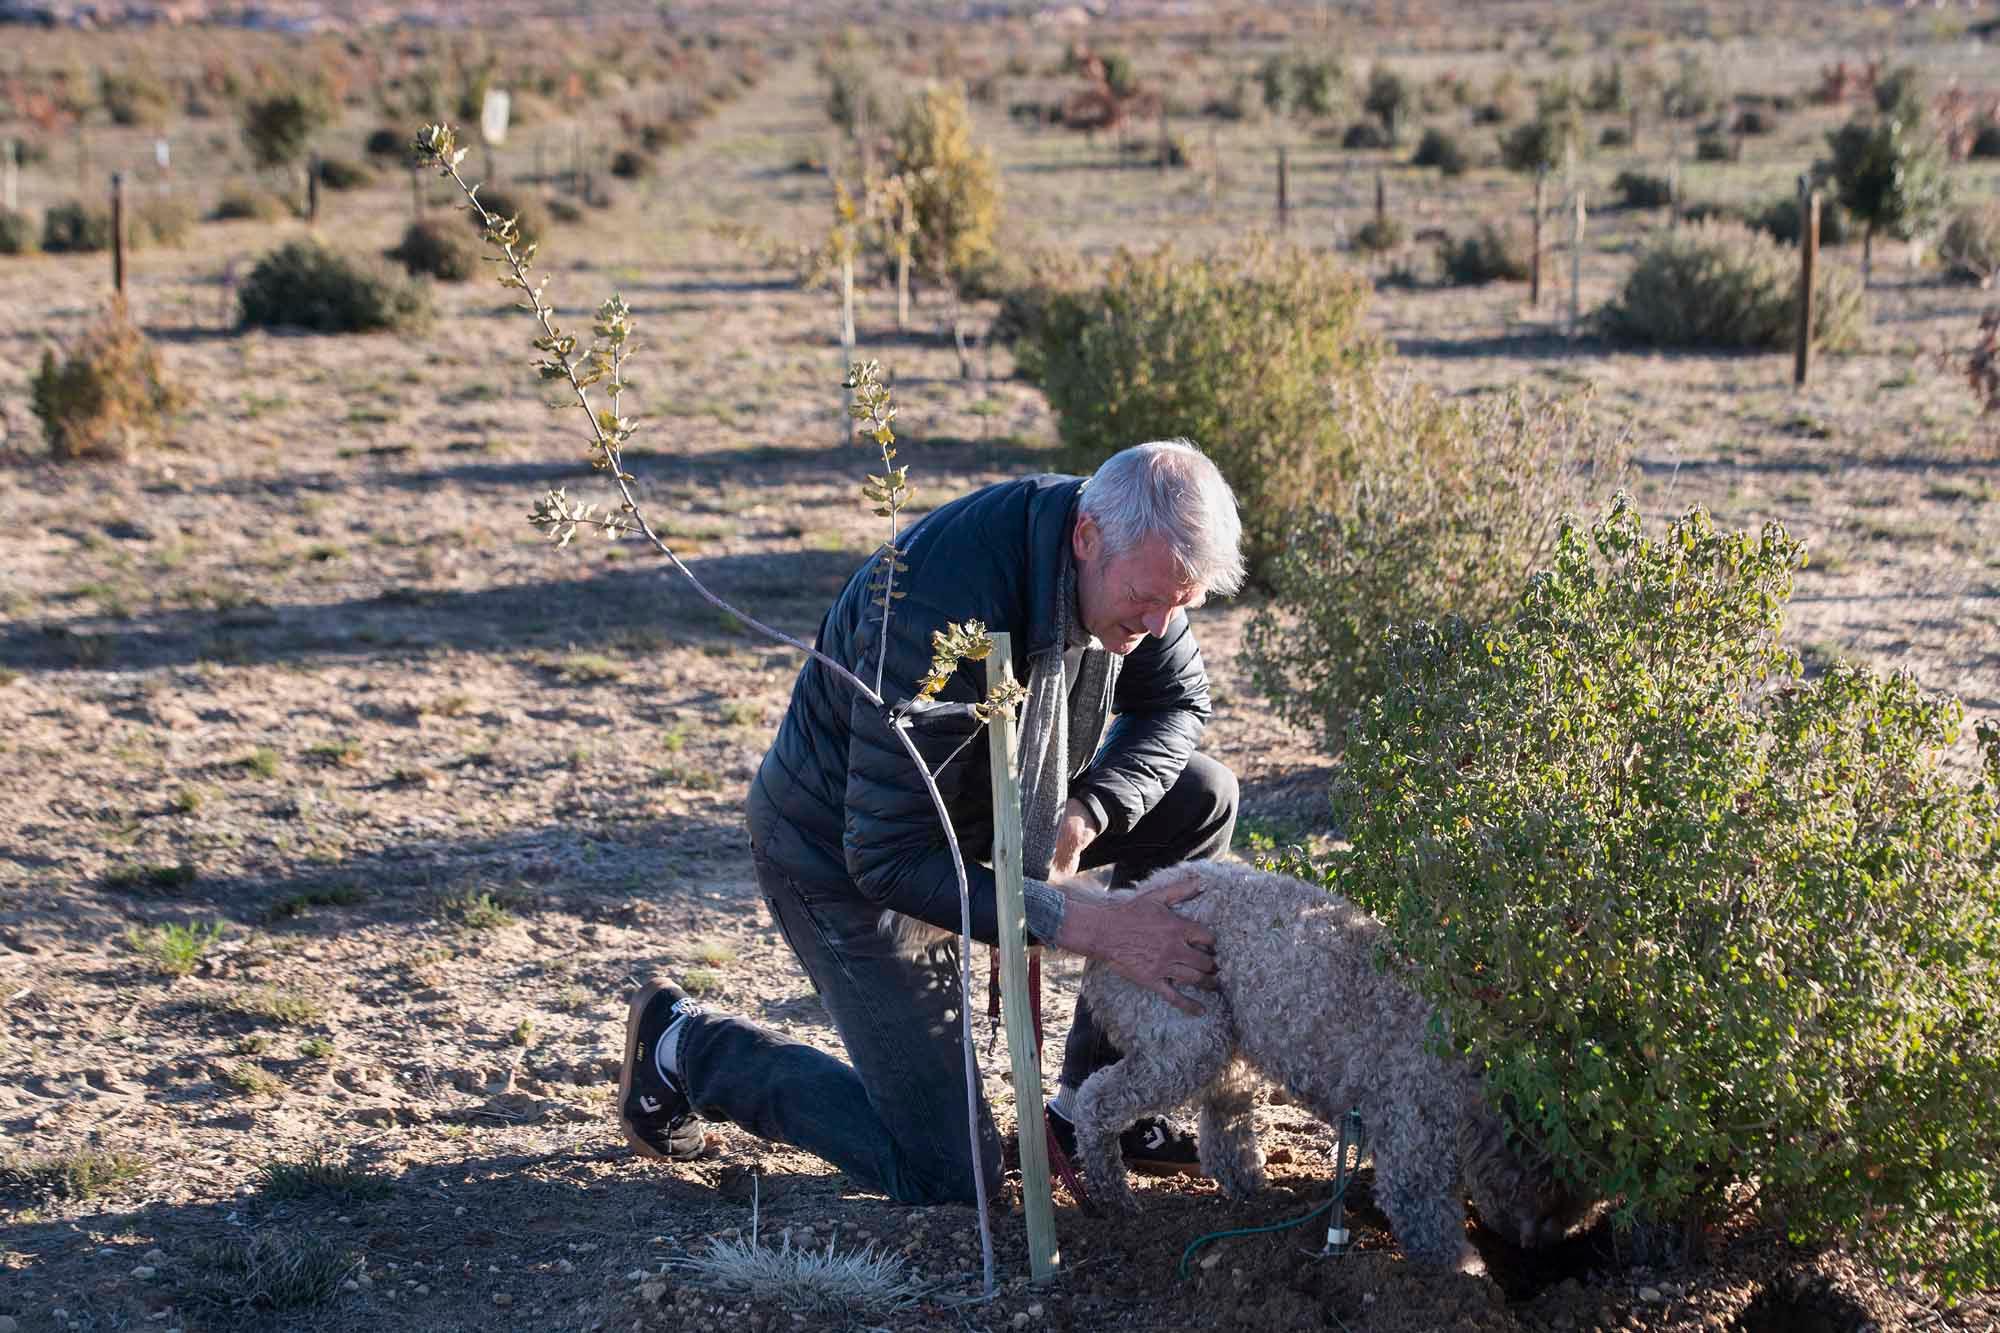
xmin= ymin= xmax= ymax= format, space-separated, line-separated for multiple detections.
xmin=1207 ymin=126 xmax=1219 ymax=216
xmin=109 ymin=171 xmax=126 ymax=297
xmin=409 ymin=163 xmax=424 ymax=218
xmin=306 ymin=152 xmax=320 ymax=226
xmin=1530 ymin=166 xmax=1544 ymax=307
xmin=1569 ymin=187 xmax=1584 ymax=343
xmin=3 ymin=138 xmax=17 ymax=212
xmin=571 ymin=128 xmax=582 ymax=196
xmin=1374 ymin=169 xmax=1385 ymax=226
xmin=1795 ymin=179 xmax=1818 ymax=387
xmin=986 ymin=633 xmax=1059 ymax=1284
xmin=896 ymin=190 xmax=912 ymax=332
xmin=1276 ymin=144 xmax=1289 ymax=230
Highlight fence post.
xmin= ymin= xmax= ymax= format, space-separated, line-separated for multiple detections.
xmin=1276 ymin=144 xmax=1289 ymax=230
xmin=1374 ymin=168 xmax=1385 ymax=227
xmin=1569 ymin=187 xmax=1584 ymax=343
xmin=985 ymin=633 xmax=1059 ymax=1284
xmin=1531 ymin=166 xmax=1545 ymax=307
xmin=110 ymin=171 xmax=126 ymax=297
xmin=1158 ymin=105 xmax=1169 ymax=172
xmin=2 ymin=138 xmax=16 ymax=212
xmin=306 ymin=152 xmax=320 ymax=226
xmin=1207 ymin=126 xmax=1219 ymax=216
xmin=1795 ymin=178 xmax=1818 ymax=387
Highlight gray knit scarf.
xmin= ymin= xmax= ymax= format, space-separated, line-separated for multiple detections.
xmin=882 ymin=552 xmax=1118 ymax=951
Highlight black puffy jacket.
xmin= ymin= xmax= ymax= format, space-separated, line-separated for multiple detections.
xmin=746 ymin=474 xmax=1211 ymax=945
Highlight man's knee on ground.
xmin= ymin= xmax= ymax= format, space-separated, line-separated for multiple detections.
xmin=881 ymin=1141 xmax=1002 ymax=1206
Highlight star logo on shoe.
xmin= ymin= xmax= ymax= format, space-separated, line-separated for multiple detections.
xmin=1141 ymin=1124 xmax=1169 ymax=1152
xmin=639 ymin=1095 xmax=662 ymax=1114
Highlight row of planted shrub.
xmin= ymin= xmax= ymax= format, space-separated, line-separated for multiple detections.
xmin=1002 ymin=235 xmax=2000 ymax=1301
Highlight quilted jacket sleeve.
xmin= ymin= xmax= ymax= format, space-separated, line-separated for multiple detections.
xmin=1069 ymin=610 xmax=1211 ymax=838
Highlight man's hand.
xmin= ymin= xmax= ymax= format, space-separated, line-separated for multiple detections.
xmin=1054 ymin=869 xmax=1216 ymax=1016
xmin=1049 ymin=797 xmax=1098 ymax=880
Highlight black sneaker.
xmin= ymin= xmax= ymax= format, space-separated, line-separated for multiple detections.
xmin=1047 ymin=1102 xmax=1203 ymax=1177
xmin=620 ymin=980 xmax=705 ymax=1162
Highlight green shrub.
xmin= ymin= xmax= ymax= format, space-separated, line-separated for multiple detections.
xmin=1694 ymin=130 xmax=1736 ymax=162
xmin=0 ymin=205 xmax=37 ymax=256
xmin=212 ymin=187 xmax=291 ymax=222
xmin=1361 ymin=64 xmax=1409 ymax=142
xmin=609 ymin=147 xmax=654 ymax=179
xmin=1597 ymin=124 xmax=1631 ymax=148
xmin=465 ymin=188 xmax=551 ymax=250
xmin=889 ymin=82 xmax=1001 ymax=283
xmin=1679 ymin=200 xmax=1746 ymax=227
xmin=1939 ymin=203 xmax=2000 ymax=285
xmin=241 ymin=90 xmax=334 ymax=171
xmin=1247 ymin=384 xmax=1620 ymax=744
xmin=1437 ymin=221 xmax=1529 ymax=285
xmin=41 ymin=200 xmax=113 ymax=253
xmin=1827 ymin=113 xmax=1953 ymax=276
xmin=313 ymin=156 xmax=372 ymax=190
xmin=1023 ymin=240 xmax=1379 ymax=568
xmin=1612 ymin=170 xmax=1672 ymax=209
xmin=363 ymin=126 xmax=406 ymax=159
xmin=387 ymin=219 xmax=480 ymax=281
xmin=31 ymin=298 xmax=184 ymax=461
xmin=1970 ymin=123 xmax=2000 ymax=160
xmin=1498 ymin=111 xmax=1578 ymax=174
xmin=1734 ymin=105 xmax=1778 ymax=136
xmin=1292 ymin=497 xmax=2000 ymax=1301
xmin=1749 ymin=193 xmax=1850 ymax=248
xmin=99 ymin=71 xmax=172 ymax=128
xmin=1352 ymin=216 xmax=1404 ymax=254
xmin=1340 ymin=120 xmax=1390 ymax=150
xmin=1410 ymin=126 xmax=1468 ymax=175
xmin=239 ymin=240 xmax=432 ymax=334
xmin=1601 ymin=220 xmax=1864 ymax=351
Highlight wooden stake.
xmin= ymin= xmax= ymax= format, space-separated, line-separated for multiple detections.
xmin=986 ymin=633 xmax=1059 ymax=1284
xmin=2 ymin=138 xmax=17 ymax=213
xmin=306 ymin=152 xmax=320 ymax=226
xmin=1276 ymin=145 xmax=1289 ymax=230
xmin=109 ymin=171 xmax=125 ymax=297
xmin=1569 ymin=187 xmax=1584 ymax=343
xmin=1530 ymin=166 xmax=1544 ymax=308
xmin=1374 ymin=169 xmax=1385 ymax=226
xmin=1795 ymin=179 xmax=1818 ymax=387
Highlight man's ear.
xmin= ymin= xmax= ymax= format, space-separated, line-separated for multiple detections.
xmin=1072 ymin=512 xmax=1101 ymax=564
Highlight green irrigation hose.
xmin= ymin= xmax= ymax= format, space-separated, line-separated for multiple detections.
xmin=1176 ymin=1109 xmax=1368 ymax=1281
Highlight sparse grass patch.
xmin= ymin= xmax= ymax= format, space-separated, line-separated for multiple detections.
xmin=263 ymin=883 xmax=370 ymax=922
xmin=171 ymin=786 xmax=204 ymax=814
xmin=557 ymin=985 xmax=592 ymax=1013
xmin=182 ymin=1229 xmax=358 ymax=1316
xmin=103 ymin=860 xmax=199 ymax=895
xmin=1 ymin=1149 xmax=146 ymax=1202
xmin=1926 ymin=478 xmax=1994 ymax=505
xmin=126 ymin=920 xmax=224 ymax=976
xmin=221 ymin=1062 xmax=285 ymax=1097
xmin=661 ymin=725 xmax=689 ymax=753
xmin=299 ymin=1036 xmax=335 ymax=1060
xmin=256 ymin=1148 xmax=391 ymax=1202
xmin=236 ymin=747 xmax=282 ymax=779
xmin=717 ymin=699 xmax=760 ymax=727
xmin=672 ymin=1230 xmax=922 ymax=1315
xmin=304 ymin=737 xmax=364 ymax=767
xmin=438 ymin=889 xmax=517 ymax=930
xmin=209 ymin=985 xmax=324 ymax=1027
xmin=682 ymin=967 xmax=722 ymax=996
xmin=556 ymin=652 xmax=625 ymax=684
xmin=692 ymin=939 xmax=738 ymax=968
xmin=652 ymin=763 xmax=721 ymax=792
xmin=510 ymin=1017 xmax=536 ymax=1046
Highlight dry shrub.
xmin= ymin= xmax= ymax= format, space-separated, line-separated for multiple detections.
xmin=1410 ymin=126 xmax=1467 ymax=174
xmin=1022 ymin=239 xmax=1379 ymax=568
xmin=1751 ymin=193 xmax=1851 ymax=248
xmin=239 ymin=240 xmax=432 ymax=334
xmin=212 ymin=187 xmax=291 ymax=222
xmin=0 ymin=205 xmax=37 ymax=256
xmin=41 ymin=201 xmax=113 ymax=253
xmin=1939 ymin=202 xmax=2000 ymax=286
xmin=314 ymin=155 xmax=373 ymax=190
xmin=1437 ymin=222 xmax=1529 ymax=285
xmin=464 ymin=188 xmax=551 ymax=250
xmin=1612 ymin=169 xmax=1673 ymax=209
xmin=30 ymin=299 xmax=185 ymax=462
xmin=133 ymin=195 xmax=196 ymax=248
xmin=1602 ymin=220 xmax=1864 ymax=350
xmin=1246 ymin=380 xmax=1624 ymax=744
xmin=387 ymin=218 xmax=480 ymax=282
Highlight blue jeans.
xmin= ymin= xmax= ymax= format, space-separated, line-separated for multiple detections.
xmin=677 ymin=753 xmax=1237 ymax=1205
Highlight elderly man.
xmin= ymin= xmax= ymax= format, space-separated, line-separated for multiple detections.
xmin=618 ymin=440 xmax=1245 ymax=1204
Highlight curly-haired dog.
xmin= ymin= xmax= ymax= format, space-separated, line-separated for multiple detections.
xmin=1073 ymin=860 xmax=1590 ymax=1271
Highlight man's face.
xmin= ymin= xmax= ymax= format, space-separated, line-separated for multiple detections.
xmin=1072 ymin=515 xmax=1202 ymax=656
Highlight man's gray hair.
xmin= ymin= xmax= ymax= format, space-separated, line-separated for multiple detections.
xmin=1078 ymin=440 xmax=1245 ymax=600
